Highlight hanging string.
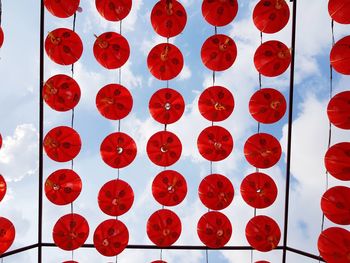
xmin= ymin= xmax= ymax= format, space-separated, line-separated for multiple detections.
xmin=0 ymin=0 xmax=2 ymax=26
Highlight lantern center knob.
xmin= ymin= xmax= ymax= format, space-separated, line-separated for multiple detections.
xmin=164 ymin=102 xmax=171 ymax=110
xmin=217 ymin=229 xmax=224 ymax=237
xmin=116 ymin=146 xmax=123 ymax=154
xmin=53 ymin=184 xmax=60 ymax=191
xmin=102 ymin=239 xmax=109 ymax=246
xmin=161 ymin=145 xmax=168 ymax=153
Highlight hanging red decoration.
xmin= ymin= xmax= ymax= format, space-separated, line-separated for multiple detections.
xmin=100 ymin=132 xmax=137 ymax=169
xmin=44 ymin=126 xmax=82 ymax=162
xmin=96 ymin=84 xmax=133 ymax=120
xmin=327 ymin=90 xmax=350 ymax=129
xmin=52 ymin=213 xmax=89 ymax=251
xmin=0 ymin=174 xmax=6 ymax=203
xmin=255 ymin=261 xmax=270 ymax=263
xmin=63 ymin=261 xmax=79 ymax=263
xmin=147 ymin=131 xmax=182 ymax=167
xmin=151 ymin=261 xmax=167 ymax=263
xmin=147 ymin=209 xmax=182 ymax=247
xmin=249 ymin=88 xmax=286 ymax=124
xmin=45 ymin=28 xmax=83 ymax=65
xmin=44 ymin=0 xmax=80 ymax=18
xmin=330 ymin=35 xmax=350 ymax=75
xmin=324 ymin=142 xmax=350 ymax=181
xmin=93 ymin=219 xmax=129 ymax=257
xmin=201 ymin=0 xmax=238 ymax=27
xmin=198 ymin=174 xmax=234 ymax=210
xmin=0 ymin=217 xmax=15 ymax=254
xmin=198 ymin=86 xmax=234 ymax=122
xmin=0 ymin=133 xmax=2 ymax=149
xmin=328 ymin=0 xmax=350 ymax=24
xmin=98 ymin=179 xmax=134 ymax=216
xmin=197 ymin=126 xmax=233 ymax=162
xmin=152 ymin=170 xmax=187 ymax=206
xmin=45 ymin=169 xmax=82 ymax=206
xmin=0 ymin=27 xmax=4 ymax=48
xmin=149 ymin=88 xmax=185 ymax=125
xmin=197 ymin=211 xmax=232 ymax=248
xmin=151 ymin=0 xmax=187 ymax=38
xmin=95 ymin=0 xmax=132 ymax=22
xmin=245 ymin=215 xmax=281 ymax=252
xmin=147 ymin=43 xmax=184 ymax=81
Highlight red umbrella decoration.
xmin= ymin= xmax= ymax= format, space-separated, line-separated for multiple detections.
xmin=44 ymin=126 xmax=82 ymax=162
xmin=98 ymin=179 xmax=134 ymax=216
xmin=254 ymin=40 xmax=291 ymax=77
xmin=324 ymin=142 xmax=350 ymax=181
xmin=95 ymin=0 xmax=132 ymax=22
xmin=96 ymin=84 xmax=133 ymax=120
xmin=0 ymin=27 xmax=4 ymax=48
xmin=52 ymin=213 xmax=89 ymax=251
xmin=149 ymin=88 xmax=185 ymax=124
xmin=44 ymin=0 xmax=80 ymax=18
xmin=321 ymin=186 xmax=350 ymax=225
xmin=240 ymin=172 xmax=277 ymax=209
xmin=197 ymin=126 xmax=233 ymax=162
xmin=100 ymin=132 xmax=137 ymax=169
xmin=45 ymin=169 xmax=82 ymax=206
xmin=244 ymin=133 xmax=282 ymax=169
xmin=93 ymin=219 xmax=129 ymax=257
xmin=198 ymin=174 xmax=234 ymax=210
xmin=328 ymin=0 xmax=350 ymax=24
xmin=330 ymin=35 xmax=350 ymax=75
xmin=201 ymin=34 xmax=237 ymax=72
xmin=0 ymin=217 xmax=15 ymax=254
xmin=152 ymin=170 xmax=187 ymax=206
xmin=197 ymin=211 xmax=232 ymax=248
xmin=327 ymin=90 xmax=350 ymax=129
xmin=147 ymin=131 xmax=182 ymax=167
xmin=43 ymin=74 xmax=81 ymax=112
xmin=245 ymin=215 xmax=281 ymax=252
xmin=249 ymin=88 xmax=286 ymax=124
xmin=93 ymin=32 xmax=130 ymax=69
xmin=253 ymin=0 xmax=290 ymax=34
xmin=147 ymin=209 xmax=182 ymax=247
xmin=198 ymin=86 xmax=234 ymax=122
xmin=151 ymin=0 xmax=187 ymax=38
xmin=201 ymin=0 xmax=238 ymax=27
xmin=0 ymin=174 xmax=6 ymax=203
xmin=45 ymin=28 xmax=83 ymax=66
xmin=147 ymin=43 xmax=184 ymax=81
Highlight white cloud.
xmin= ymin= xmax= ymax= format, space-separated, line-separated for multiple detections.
xmin=178 ymin=63 xmax=192 ymax=80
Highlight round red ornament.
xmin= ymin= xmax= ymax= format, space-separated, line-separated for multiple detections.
xmin=95 ymin=0 xmax=132 ymax=22
xmin=324 ymin=142 xmax=350 ymax=181
xmin=330 ymin=35 xmax=350 ymax=75
xmin=0 ymin=27 xmax=4 ymax=48
xmin=0 ymin=217 xmax=15 ymax=254
xmin=0 ymin=133 xmax=2 ymax=149
xmin=202 ymin=0 xmax=238 ymax=27
xmin=44 ymin=0 xmax=80 ymax=18
xmin=255 ymin=261 xmax=270 ymax=263
xmin=327 ymin=91 xmax=350 ymax=129
xmin=63 ymin=261 xmax=79 ymax=263
xmin=0 ymin=174 xmax=6 ymax=203
xmin=328 ymin=0 xmax=350 ymax=24
xmin=151 ymin=261 xmax=167 ymax=263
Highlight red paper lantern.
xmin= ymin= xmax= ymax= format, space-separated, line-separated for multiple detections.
xmin=0 ymin=27 xmax=4 ymax=48
xmin=330 ymin=35 xmax=350 ymax=75
xmin=245 ymin=215 xmax=281 ymax=252
xmin=327 ymin=91 xmax=350 ymax=129
xmin=249 ymin=88 xmax=286 ymax=124
xmin=198 ymin=86 xmax=234 ymax=122
xmin=95 ymin=0 xmax=132 ymax=22
xmin=197 ymin=211 xmax=232 ymax=248
xmin=240 ymin=172 xmax=277 ymax=209
xmin=253 ymin=0 xmax=290 ymax=34
xmin=147 ymin=131 xmax=182 ymax=167
xmin=197 ymin=126 xmax=233 ymax=162
xmin=98 ymin=179 xmax=134 ymax=216
xmin=0 ymin=133 xmax=2 ymax=149
xmin=0 ymin=174 xmax=6 ymax=203
xmin=96 ymin=84 xmax=133 ymax=120
xmin=151 ymin=0 xmax=187 ymax=38
xmin=254 ymin=40 xmax=291 ymax=77
xmin=152 ymin=170 xmax=187 ymax=206
xmin=45 ymin=169 xmax=82 ymax=206
xmin=0 ymin=217 xmax=15 ymax=254
xmin=100 ymin=132 xmax=137 ymax=169
xmin=63 ymin=261 xmax=78 ymax=263
xmin=147 ymin=43 xmax=184 ymax=81
xmin=255 ymin=261 xmax=270 ymax=263
xmin=149 ymin=88 xmax=185 ymax=124
xmin=45 ymin=28 xmax=83 ymax=65
xmin=44 ymin=126 xmax=82 ymax=162
xmin=44 ymin=0 xmax=80 ymax=18
xmin=328 ymin=0 xmax=350 ymax=24
xmin=147 ymin=209 xmax=182 ymax=247
xmin=93 ymin=219 xmax=129 ymax=257
xmin=53 ymin=213 xmax=89 ymax=251
xmin=202 ymin=0 xmax=238 ymax=27
xmin=151 ymin=261 xmax=167 ymax=263
xmin=324 ymin=142 xmax=350 ymax=181
xmin=198 ymin=174 xmax=234 ymax=210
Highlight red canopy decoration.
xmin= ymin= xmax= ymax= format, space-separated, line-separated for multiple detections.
xmin=151 ymin=0 xmax=187 ymax=38
xmin=93 ymin=219 xmax=129 ymax=257
xmin=0 ymin=217 xmax=15 ymax=254
xmin=330 ymin=35 xmax=350 ymax=75
xmin=240 ymin=172 xmax=277 ymax=209
xmin=95 ymin=0 xmax=132 ymax=22
xmin=254 ymin=40 xmax=291 ymax=77
xmin=201 ymin=34 xmax=237 ymax=71
xmin=44 ymin=126 xmax=82 ymax=162
xmin=44 ymin=0 xmax=80 ymax=18
xmin=197 ymin=211 xmax=232 ymax=248
xmin=197 ymin=126 xmax=233 ymax=162
xmin=328 ymin=0 xmax=350 ymax=24
xmin=201 ymin=0 xmax=238 ymax=27
xmin=100 ymin=132 xmax=137 ymax=169
xmin=147 ymin=209 xmax=182 ymax=247
xmin=98 ymin=179 xmax=134 ymax=216
xmin=245 ymin=215 xmax=281 ymax=252
xmin=0 ymin=174 xmax=6 ymax=202
xmin=149 ymin=88 xmax=185 ymax=124
xmin=198 ymin=174 xmax=234 ymax=210
xmin=52 ymin=213 xmax=89 ymax=251
xmin=0 ymin=27 xmax=4 ymax=48
xmin=43 ymin=74 xmax=81 ymax=112
xmin=93 ymin=32 xmax=130 ymax=69
xmin=45 ymin=169 xmax=82 ymax=206
xmin=327 ymin=90 xmax=350 ymax=129
xmin=324 ymin=142 xmax=350 ymax=181
xmin=45 ymin=28 xmax=83 ymax=65
xmin=96 ymin=84 xmax=133 ymax=120
xmin=249 ymin=88 xmax=286 ymax=124
xmin=147 ymin=43 xmax=184 ymax=81
xmin=198 ymin=86 xmax=234 ymax=122
xmin=146 ymin=131 xmax=182 ymax=167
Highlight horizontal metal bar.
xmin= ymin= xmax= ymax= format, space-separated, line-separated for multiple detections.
xmin=287 ymin=246 xmax=325 ymax=262
xmin=0 ymin=243 xmax=38 ymax=258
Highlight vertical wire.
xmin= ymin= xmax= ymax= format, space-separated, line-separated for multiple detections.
xmin=0 ymin=0 xmax=2 ymax=26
